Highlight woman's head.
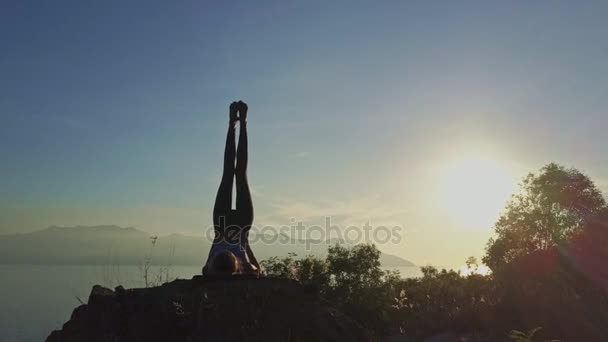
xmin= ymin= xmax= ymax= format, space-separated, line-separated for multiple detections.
xmin=210 ymin=250 xmax=240 ymax=275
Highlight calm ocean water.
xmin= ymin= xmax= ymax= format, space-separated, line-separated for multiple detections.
xmin=0 ymin=264 xmax=421 ymax=342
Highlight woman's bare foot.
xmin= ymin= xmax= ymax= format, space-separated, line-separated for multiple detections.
xmin=237 ymin=100 xmax=248 ymax=123
xmin=229 ymin=101 xmax=239 ymax=124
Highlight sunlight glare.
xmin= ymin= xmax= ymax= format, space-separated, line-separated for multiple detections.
xmin=436 ymin=154 xmax=516 ymax=230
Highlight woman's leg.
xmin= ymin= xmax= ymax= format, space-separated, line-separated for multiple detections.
xmin=235 ymin=104 xmax=257 ymax=273
xmin=205 ymin=105 xmax=238 ymax=275
xmin=213 ymin=105 xmax=238 ymax=237
xmin=235 ymin=115 xmax=254 ymax=225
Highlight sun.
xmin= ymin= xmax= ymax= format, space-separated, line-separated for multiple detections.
xmin=436 ymin=154 xmax=516 ymax=230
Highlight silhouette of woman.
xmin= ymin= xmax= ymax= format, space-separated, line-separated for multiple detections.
xmin=203 ymin=101 xmax=260 ymax=276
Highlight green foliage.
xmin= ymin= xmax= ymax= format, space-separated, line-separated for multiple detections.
xmin=392 ymin=266 xmax=497 ymax=338
xmin=260 ymin=253 xmax=330 ymax=289
xmin=326 ymin=244 xmax=384 ymax=297
xmin=261 ymin=244 xmax=401 ymax=334
xmin=261 ymin=245 xmax=493 ymax=337
xmin=259 ymin=253 xmax=297 ymax=279
xmin=325 ymin=244 xmax=400 ymax=334
xmin=260 ymin=241 xmax=608 ymax=340
xmin=293 ymin=254 xmax=330 ymax=288
xmin=465 ymin=256 xmax=479 ymax=273
xmin=257 ymin=164 xmax=608 ymax=341
xmin=484 ymin=163 xmax=606 ymax=271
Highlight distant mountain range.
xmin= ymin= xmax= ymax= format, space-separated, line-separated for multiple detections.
xmin=0 ymin=225 xmax=414 ymax=267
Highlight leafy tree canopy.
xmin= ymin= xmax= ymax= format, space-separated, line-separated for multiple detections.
xmin=484 ymin=163 xmax=606 ymax=271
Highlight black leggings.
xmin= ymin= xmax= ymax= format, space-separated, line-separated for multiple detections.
xmin=213 ymin=122 xmax=253 ymax=231
xmin=211 ymin=122 xmax=259 ymax=272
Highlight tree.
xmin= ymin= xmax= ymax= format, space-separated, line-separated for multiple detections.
xmin=326 ymin=244 xmax=384 ymax=295
xmin=293 ymin=255 xmax=330 ymax=289
xmin=325 ymin=244 xmax=400 ymax=334
xmin=259 ymin=253 xmax=297 ymax=278
xmin=392 ymin=264 xmax=497 ymax=338
xmin=465 ymin=256 xmax=479 ymax=274
xmin=261 ymin=253 xmax=330 ymax=288
xmin=484 ymin=163 xmax=606 ymax=271
xmin=261 ymin=244 xmax=400 ymax=334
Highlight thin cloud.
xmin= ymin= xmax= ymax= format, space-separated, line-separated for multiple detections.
xmin=256 ymin=193 xmax=406 ymax=229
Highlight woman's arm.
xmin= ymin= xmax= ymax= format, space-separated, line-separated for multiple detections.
xmin=246 ymin=244 xmax=261 ymax=275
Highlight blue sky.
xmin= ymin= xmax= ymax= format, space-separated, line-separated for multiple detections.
xmin=1 ymin=1 xmax=607 ymax=266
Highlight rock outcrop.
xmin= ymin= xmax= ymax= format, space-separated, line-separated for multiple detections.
xmin=46 ymin=276 xmax=370 ymax=342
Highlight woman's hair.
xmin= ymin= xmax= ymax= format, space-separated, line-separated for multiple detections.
xmin=210 ymin=250 xmax=240 ymax=275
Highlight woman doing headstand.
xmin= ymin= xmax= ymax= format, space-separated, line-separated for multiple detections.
xmin=203 ymin=101 xmax=260 ymax=276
